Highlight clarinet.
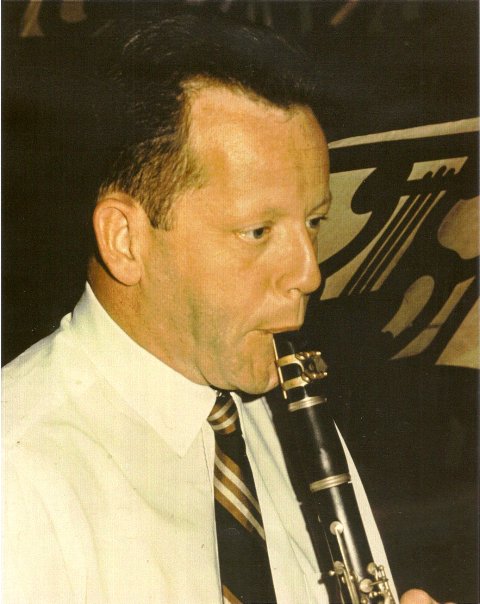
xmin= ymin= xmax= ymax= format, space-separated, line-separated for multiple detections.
xmin=272 ymin=330 xmax=395 ymax=604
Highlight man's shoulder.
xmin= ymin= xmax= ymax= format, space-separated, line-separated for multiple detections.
xmin=2 ymin=315 xmax=96 ymax=444
xmin=3 ymin=315 xmax=74 ymax=389
xmin=3 ymin=327 xmax=62 ymax=378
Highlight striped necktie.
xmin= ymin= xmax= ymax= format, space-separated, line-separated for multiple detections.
xmin=208 ymin=391 xmax=277 ymax=604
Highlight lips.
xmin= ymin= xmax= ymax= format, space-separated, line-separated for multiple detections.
xmin=255 ymin=302 xmax=307 ymax=335
xmin=260 ymin=325 xmax=302 ymax=334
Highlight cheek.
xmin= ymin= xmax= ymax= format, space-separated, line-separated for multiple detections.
xmin=190 ymin=293 xmax=277 ymax=392
xmin=188 ymin=292 xmax=233 ymax=358
xmin=181 ymin=256 xmax=274 ymax=360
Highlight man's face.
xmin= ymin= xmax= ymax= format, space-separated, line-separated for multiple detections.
xmin=138 ymin=87 xmax=330 ymax=394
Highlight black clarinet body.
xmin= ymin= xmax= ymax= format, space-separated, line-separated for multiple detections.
xmin=273 ymin=331 xmax=395 ymax=604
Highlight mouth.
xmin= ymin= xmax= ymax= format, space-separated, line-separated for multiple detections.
xmin=260 ymin=325 xmax=303 ymax=335
xmin=258 ymin=300 xmax=308 ymax=336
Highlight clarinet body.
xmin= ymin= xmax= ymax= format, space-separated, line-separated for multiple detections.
xmin=273 ymin=331 xmax=395 ymax=604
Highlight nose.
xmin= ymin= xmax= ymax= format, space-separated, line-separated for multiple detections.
xmin=280 ymin=228 xmax=321 ymax=296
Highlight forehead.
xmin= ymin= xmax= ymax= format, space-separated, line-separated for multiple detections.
xmin=186 ymin=85 xmax=329 ymax=187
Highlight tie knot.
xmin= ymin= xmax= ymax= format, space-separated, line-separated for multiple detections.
xmin=208 ymin=392 xmax=239 ymax=435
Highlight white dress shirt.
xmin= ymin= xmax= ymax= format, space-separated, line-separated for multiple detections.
xmin=3 ymin=284 xmax=396 ymax=603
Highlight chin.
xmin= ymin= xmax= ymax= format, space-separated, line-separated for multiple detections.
xmin=222 ymin=337 xmax=279 ymax=395
xmin=235 ymin=364 xmax=279 ymax=396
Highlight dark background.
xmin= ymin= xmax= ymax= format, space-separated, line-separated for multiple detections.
xmin=3 ymin=0 xmax=478 ymax=363
xmin=3 ymin=2 xmax=479 ymax=602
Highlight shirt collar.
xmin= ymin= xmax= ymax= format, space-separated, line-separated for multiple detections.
xmin=69 ymin=284 xmax=217 ymax=457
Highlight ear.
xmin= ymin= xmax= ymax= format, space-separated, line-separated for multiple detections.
xmin=93 ymin=192 xmax=148 ymax=286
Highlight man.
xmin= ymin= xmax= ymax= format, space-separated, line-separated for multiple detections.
xmin=3 ymin=13 xmax=443 ymax=604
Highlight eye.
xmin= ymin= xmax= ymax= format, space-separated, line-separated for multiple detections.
xmin=238 ymin=226 xmax=271 ymax=241
xmin=306 ymin=215 xmax=327 ymax=230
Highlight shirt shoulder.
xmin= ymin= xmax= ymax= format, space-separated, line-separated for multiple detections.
xmin=2 ymin=313 xmax=97 ymax=447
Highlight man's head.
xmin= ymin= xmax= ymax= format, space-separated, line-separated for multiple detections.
xmin=90 ymin=14 xmax=331 ymax=393
xmin=95 ymin=13 xmax=328 ymax=228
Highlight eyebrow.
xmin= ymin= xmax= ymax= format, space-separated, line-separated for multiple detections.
xmin=229 ymin=191 xmax=333 ymax=225
xmin=309 ymin=191 xmax=332 ymax=214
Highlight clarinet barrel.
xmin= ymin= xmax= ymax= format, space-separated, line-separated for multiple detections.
xmin=273 ymin=330 xmax=395 ymax=604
